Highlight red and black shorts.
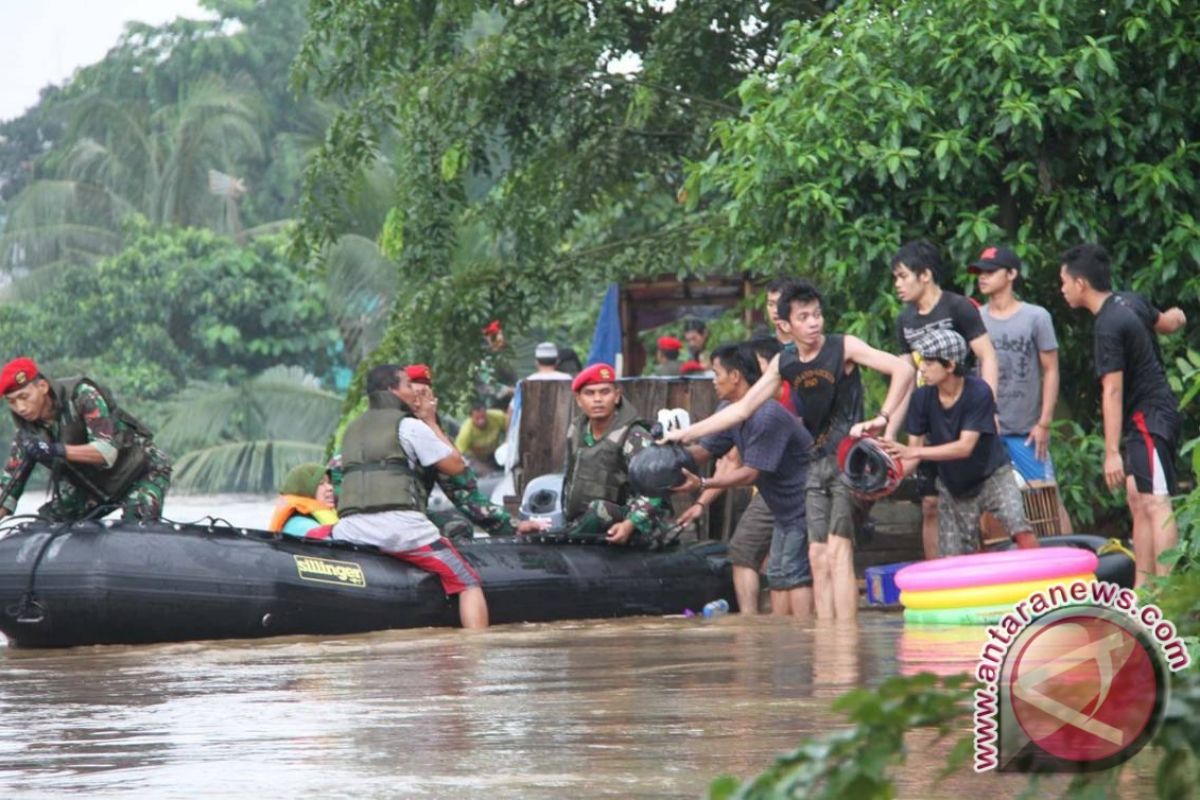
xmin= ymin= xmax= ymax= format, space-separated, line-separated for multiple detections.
xmin=385 ymin=537 xmax=482 ymax=595
xmin=1125 ymin=411 xmax=1179 ymax=496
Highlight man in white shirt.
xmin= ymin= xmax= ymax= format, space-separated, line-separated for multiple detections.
xmin=333 ymin=364 xmax=489 ymax=628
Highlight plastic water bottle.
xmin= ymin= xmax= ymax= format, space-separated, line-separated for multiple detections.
xmin=702 ymin=599 xmax=730 ymax=619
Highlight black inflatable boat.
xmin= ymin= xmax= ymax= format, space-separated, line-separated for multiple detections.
xmin=0 ymin=520 xmax=733 ymax=648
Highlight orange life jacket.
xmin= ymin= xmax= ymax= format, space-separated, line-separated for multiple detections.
xmin=268 ymin=495 xmax=339 ymax=532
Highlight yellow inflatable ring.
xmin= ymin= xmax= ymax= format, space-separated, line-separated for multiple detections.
xmin=900 ymin=573 xmax=1095 ymax=610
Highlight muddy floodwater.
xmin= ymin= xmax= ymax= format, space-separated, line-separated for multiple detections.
xmin=0 ymin=495 xmax=1158 ymax=798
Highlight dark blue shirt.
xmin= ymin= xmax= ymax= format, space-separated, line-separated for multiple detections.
xmin=906 ymin=375 xmax=1008 ymax=498
xmin=700 ymin=400 xmax=813 ymax=527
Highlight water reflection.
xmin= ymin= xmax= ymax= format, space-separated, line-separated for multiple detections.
xmin=0 ymin=613 xmax=1156 ymax=798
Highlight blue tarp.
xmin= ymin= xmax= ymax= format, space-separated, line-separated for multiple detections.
xmin=586 ymin=283 xmax=622 ymax=367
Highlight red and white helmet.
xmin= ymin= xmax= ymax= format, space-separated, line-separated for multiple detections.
xmin=837 ymin=436 xmax=902 ymax=501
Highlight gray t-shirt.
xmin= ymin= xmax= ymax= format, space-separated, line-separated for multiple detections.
xmin=980 ymin=302 xmax=1058 ymax=435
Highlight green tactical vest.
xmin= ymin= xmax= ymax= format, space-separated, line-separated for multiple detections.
xmin=13 ymin=376 xmax=154 ymax=502
xmin=563 ymin=400 xmax=648 ymax=520
xmin=337 ymin=391 xmax=426 ymax=517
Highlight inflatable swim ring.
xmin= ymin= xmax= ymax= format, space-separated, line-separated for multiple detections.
xmin=895 ymin=548 xmax=1098 ymax=593
xmin=903 ymin=604 xmax=1016 ymax=625
xmin=900 ymin=573 xmax=1095 ymax=610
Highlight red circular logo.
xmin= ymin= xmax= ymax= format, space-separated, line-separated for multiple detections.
xmin=1009 ymin=614 xmax=1158 ymax=763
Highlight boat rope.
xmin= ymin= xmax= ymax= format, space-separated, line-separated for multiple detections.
xmin=4 ymin=502 xmax=116 ymax=625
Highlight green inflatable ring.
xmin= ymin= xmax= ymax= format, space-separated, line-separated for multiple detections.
xmin=903 ymin=604 xmax=1016 ymax=626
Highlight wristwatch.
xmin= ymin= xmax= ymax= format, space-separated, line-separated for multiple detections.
xmin=699 ymin=476 xmax=709 ymax=491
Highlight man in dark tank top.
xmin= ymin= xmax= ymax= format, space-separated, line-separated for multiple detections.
xmin=666 ymin=280 xmax=914 ymax=620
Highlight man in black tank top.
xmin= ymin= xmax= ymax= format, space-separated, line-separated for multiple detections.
xmin=667 ymin=281 xmax=914 ymax=620
xmin=891 ymin=240 xmax=999 ymax=560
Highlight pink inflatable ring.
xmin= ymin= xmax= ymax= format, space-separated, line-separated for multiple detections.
xmin=895 ymin=548 xmax=1099 ymax=593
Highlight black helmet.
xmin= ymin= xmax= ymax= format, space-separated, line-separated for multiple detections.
xmin=838 ymin=436 xmax=901 ymax=500
xmin=628 ymin=443 xmax=698 ymax=498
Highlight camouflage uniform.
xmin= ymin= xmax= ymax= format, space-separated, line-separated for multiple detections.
xmin=475 ymin=347 xmax=517 ymax=410
xmin=561 ymin=425 xmax=669 ymax=544
xmin=427 ymin=466 xmax=518 ymax=541
xmin=0 ymin=383 xmax=171 ymax=521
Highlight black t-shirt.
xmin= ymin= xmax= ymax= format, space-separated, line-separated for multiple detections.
xmin=905 ymin=375 xmax=1009 ymax=498
xmin=1093 ymin=294 xmax=1179 ymax=440
xmin=1114 ymin=291 xmax=1165 ymax=364
xmin=896 ymin=292 xmax=988 ymax=376
xmin=778 ymin=335 xmax=864 ymax=455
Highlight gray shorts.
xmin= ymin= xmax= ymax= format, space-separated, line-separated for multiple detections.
xmin=806 ymin=452 xmax=868 ymax=544
xmin=728 ymin=492 xmax=773 ymax=569
xmin=936 ymin=465 xmax=1032 ymax=556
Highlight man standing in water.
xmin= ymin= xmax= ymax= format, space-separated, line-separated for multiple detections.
xmin=673 ymin=343 xmax=815 ymax=617
xmin=892 ymin=240 xmax=999 ymax=558
xmin=560 ymin=363 xmax=668 ymax=545
xmin=333 ymin=364 xmax=489 ymax=629
xmin=1059 ymin=244 xmax=1182 ymax=585
xmin=667 ymin=282 xmax=914 ymax=619
xmin=882 ymin=331 xmax=1036 ymax=555
xmin=0 ymin=357 xmax=171 ymax=521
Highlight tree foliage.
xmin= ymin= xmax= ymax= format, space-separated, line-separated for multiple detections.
xmin=0 ymin=218 xmax=337 ymax=401
xmin=160 ymin=366 xmax=342 ymax=494
xmin=0 ymin=0 xmax=322 ymax=273
xmin=292 ymin=0 xmax=830 ymax=404
xmin=687 ymin=0 xmax=1200 ymax=420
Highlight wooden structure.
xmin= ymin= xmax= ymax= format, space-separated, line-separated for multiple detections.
xmin=619 ymin=274 xmax=758 ymax=376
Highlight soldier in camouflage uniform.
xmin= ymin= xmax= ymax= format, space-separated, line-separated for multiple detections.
xmin=0 ymin=358 xmax=171 ymax=522
xmin=561 ymin=363 xmax=669 ymax=545
xmin=475 ymin=320 xmax=517 ymax=410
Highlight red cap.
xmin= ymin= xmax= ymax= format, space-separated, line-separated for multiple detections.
xmin=404 ymin=364 xmax=432 ymax=385
xmin=571 ymin=363 xmax=617 ymax=393
xmin=0 ymin=357 xmax=40 ymax=395
xmin=679 ymin=360 xmax=705 ymax=375
xmin=482 ymin=320 xmax=502 ymax=336
xmin=657 ymin=335 xmax=683 ymax=352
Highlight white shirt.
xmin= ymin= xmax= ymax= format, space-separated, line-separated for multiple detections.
xmin=332 ymin=417 xmax=453 ymax=551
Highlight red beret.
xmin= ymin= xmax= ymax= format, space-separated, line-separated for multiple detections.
xmin=0 ymin=357 xmax=40 ymax=395
xmin=679 ymin=360 xmax=705 ymax=375
xmin=571 ymin=363 xmax=617 ymax=393
xmin=482 ymin=320 xmax=502 ymax=336
xmin=657 ymin=335 xmax=683 ymax=352
xmin=404 ymin=364 xmax=432 ymax=385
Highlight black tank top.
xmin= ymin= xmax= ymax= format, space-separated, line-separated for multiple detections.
xmin=778 ymin=334 xmax=864 ymax=455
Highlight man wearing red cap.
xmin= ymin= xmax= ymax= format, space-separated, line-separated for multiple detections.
xmin=560 ymin=363 xmax=667 ymax=544
xmin=0 ymin=357 xmax=171 ymax=521
xmin=652 ymin=335 xmax=684 ymax=376
xmin=476 ymin=319 xmax=516 ymax=409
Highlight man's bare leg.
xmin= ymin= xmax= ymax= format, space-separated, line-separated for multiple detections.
xmin=733 ymin=565 xmax=761 ymax=615
xmin=1141 ymin=492 xmax=1179 ymax=578
xmin=1126 ymin=477 xmax=1154 ymax=587
xmin=809 ymin=542 xmax=833 ymax=619
xmin=459 ymin=587 xmax=489 ymax=629
xmin=827 ymin=535 xmax=858 ymax=620
xmin=921 ymin=496 xmax=939 ymax=559
xmin=788 ymin=586 xmax=814 ymax=618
